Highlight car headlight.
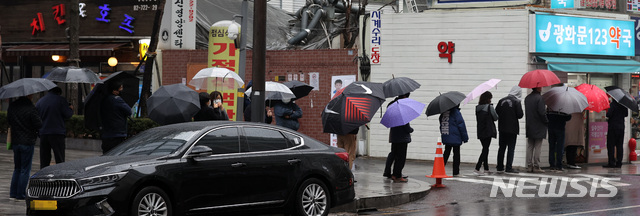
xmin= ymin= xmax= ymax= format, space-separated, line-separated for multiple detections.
xmin=78 ymin=172 xmax=128 ymax=187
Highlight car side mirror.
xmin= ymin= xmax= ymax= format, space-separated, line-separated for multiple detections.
xmin=187 ymin=145 xmax=213 ymax=159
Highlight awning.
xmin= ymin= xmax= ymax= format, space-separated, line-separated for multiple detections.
xmin=5 ymin=43 xmax=129 ymax=57
xmin=538 ymin=56 xmax=640 ymax=73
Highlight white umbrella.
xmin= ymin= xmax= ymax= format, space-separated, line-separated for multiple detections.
xmin=462 ymin=79 xmax=501 ymax=105
xmin=245 ymin=81 xmax=296 ymax=101
xmin=189 ymin=67 xmax=244 ymax=90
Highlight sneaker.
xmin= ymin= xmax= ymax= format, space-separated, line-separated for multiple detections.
xmin=483 ymin=170 xmax=492 ymax=175
xmin=533 ymin=167 xmax=545 ymax=173
xmin=505 ymin=169 xmax=519 ymax=173
xmin=566 ymin=164 xmax=581 ymax=169
xmin=383 ymin=173 xmax=392 ymax=179
xmin=554 ymin=168 xmax=564 ymax=173
xmin=496 ymin=169 xmax=505 ymax=174
xmin=473 ymin=170 xmax=484 ymax=175
xmin=9 ymin=198 xmax=16 ymax=201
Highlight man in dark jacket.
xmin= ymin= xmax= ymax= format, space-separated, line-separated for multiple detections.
xmin=100 ymin=81 xmax=132 ymax=154
xmin=604 ymin=99 xmax=627 ymax=168
xmin=495 ymin=86 xmax=524 ymax=173
xmin=36 ymin=87 xmax=73 ymax=168
xmin=525 ymin=87 xmax=548 ymax=173
xmin=274 ymin=99 xmax=302 ymax=131
xmin=8 ymin=95 xmax=42 ymax=201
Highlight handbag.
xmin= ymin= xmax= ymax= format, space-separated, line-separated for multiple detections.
xmin=6 ymin=127 xmax=11 ymax=150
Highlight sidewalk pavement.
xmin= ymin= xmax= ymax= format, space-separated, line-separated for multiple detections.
xmin=2 ymin=145 xmax=640 ymax=215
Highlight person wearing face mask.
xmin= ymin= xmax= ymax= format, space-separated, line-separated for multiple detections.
xmin=194 ymin=92 xmax=216 ymax=121
xmin=274 ymin=97 xmax=302 ymax=131
xmin=209 ymin=91 xmax=229 ymax=120
xmin=100 ymin=81 xmax=132 ymax=154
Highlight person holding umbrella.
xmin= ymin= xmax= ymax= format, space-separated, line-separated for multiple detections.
xmin=546 ymin=109 xmax=571 ymax=172
xmin=604 ymin=97 xmax=627 ymax=168
xmin=525 ymin=87 xmax=548 ymax=173
xmin=209 ymin=91 xmax=230 ymax=120
xmin=36 ymin=87 xmax=73 ymax=168
xmin=439 ymin=104 xmax=469 ymax=177
xmin=474 ymin=91 xmax=498 ymax=175
xmin=495 ymin=86 xmax=523 ymax=173
xmin=100 ymin=81 xmax=132 ymax=154
xmin=8 ymin=95 xmax=43 ymax=201
xmin=274 ymin=98 xmax=302 ymax=131
xmin=382 ymin=93 xmax=414 ymax=183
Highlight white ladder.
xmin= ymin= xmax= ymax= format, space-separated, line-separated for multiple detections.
xmin=404 ymin=0 xmax=419 ymax=13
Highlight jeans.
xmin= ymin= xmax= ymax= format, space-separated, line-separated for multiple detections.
xmin=443 ymin=145 xmax=460 ymax=175
xmin=497 ymin=133 xmax=517 ymax=171
xmin=384 ymin=143 xmax=408 ymax=178
xmin=40 ymin=134 xmax=66 ymax=169
xmin=10 ymin=144 xmax=34 ymax=199
xmin=475 ymin=138 xmax=491 ymax=171
xmin=548 ymin=128 xmax=565 ymax=169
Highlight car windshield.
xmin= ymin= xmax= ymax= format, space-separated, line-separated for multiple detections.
xmin=105 ymin=128 xmax=200 ymax=156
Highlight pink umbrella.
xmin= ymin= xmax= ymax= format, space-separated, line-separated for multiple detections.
xmin=575 ymin=84 xmax=609 ymax=113
xmin=462 ymin=79 xmax=501 ymax=105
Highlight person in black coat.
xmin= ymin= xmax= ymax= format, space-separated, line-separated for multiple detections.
xmin=194 ymin=92 xmax=215 ymax=121
xmin=495 ymin=86 xmax=524 ymax=173
xmin=604 ymin=99 xmax=627 ymax=168
xmin=100 ymin=81 xmax=132 ymax=154
xmin=36 ymin=87 xmax=73 ymax=168
xmin=8 ymin=95 xmax=42 ymax=201
xmin=383 ymin=93 xmax=413 ymax=183
xmin=209 ymin=91 xmax=229 ymax=120
xmin=474 ymin=91 xmax=498 ymax=175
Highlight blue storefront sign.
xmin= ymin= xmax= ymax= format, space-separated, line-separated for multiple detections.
xmin=550 ymin=0 xmax=574 ymax=9
xmin=633 ymin=17 xmax=640 ymax=56
xmin=531 ymin=14 xmax=635 ymax=56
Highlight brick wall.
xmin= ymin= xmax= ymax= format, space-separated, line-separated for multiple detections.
xmin=162 ymin=49 xmax=359 ymax=144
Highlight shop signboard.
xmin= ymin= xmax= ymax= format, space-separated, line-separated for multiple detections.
xmin=530 ymin=14 xmax=635 ymax=56
xmin=158 ymin=0 xmax=197 ymax=50
xmin=370 ymin=11 xmax=381 ymax=65
xmin=628 ymin=0 xmax=640 ymax=11
xmin=633 ymin=17 xmax=640 ymax=56
xmin=551 ymin=0 xmax=575 ymax=9
xmin=205 ymin=20 xmax=240 ymax=121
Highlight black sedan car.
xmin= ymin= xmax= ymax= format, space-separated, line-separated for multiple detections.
xmin=26 ymin=121 xmax=354 ymax=216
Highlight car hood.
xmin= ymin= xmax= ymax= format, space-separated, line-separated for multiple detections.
xmin=31 ymin=155 xmax=163 ymax=179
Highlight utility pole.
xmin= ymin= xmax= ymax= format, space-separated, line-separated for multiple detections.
xmin=139 ymin=0 xmax=166 ymax=117
xmin=250 ymin=0 xmax=267 ymax=122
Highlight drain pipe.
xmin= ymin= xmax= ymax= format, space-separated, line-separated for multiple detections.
xmin=288 ymin=7 xmax=324 ymax=45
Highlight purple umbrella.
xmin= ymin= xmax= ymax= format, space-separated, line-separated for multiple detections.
xmin=380 ymin=98 xmax=425 ymax=128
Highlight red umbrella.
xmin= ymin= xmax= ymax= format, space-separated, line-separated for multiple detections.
xmin=575 ymin=84 xmax=610 ymax=112
xmin=518 ymin=69 xmax=561 ymax=88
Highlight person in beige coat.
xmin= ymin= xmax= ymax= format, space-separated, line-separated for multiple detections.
xmin=564 ymin=112 xmax=585 ymax=169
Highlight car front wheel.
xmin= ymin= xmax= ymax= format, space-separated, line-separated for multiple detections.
xmin=131 ymin=186 xmax=172 ymax=216
xmin=295 ymin=178 xmax=331 ymax=216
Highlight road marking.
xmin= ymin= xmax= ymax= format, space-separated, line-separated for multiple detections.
xmin=552 ymin=204 xmax=640 ymax=216
xmin=444 ymin=175 xmax=518 ymax=188
xmin=444 ymin=173 xmax=629 ymax=188
xmin=572 ymin=174 xmax=630 ymax=187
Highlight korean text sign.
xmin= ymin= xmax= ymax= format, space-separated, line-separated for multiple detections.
xmin=531 ymin=14 xmax=635 ymax=56
xmin=370 ymin=11 xmax=381 ymax=64
xmin=207 ymin=21 xmax=240 ymax=121
xmin=551 ymin=0 xmax=575 ymax=9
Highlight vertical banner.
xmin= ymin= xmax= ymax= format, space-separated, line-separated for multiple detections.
xmin=588 ymin=122 xmax=608 ymax=163
xmin=207 ymin=21 xmax=241 ymax=121
xmin=633 ymin=17 xmax=640 ymax=56
xmin=159 ymin=0 xmax=197 ymax=49
xmin=330 ymin=75 xmax=357 ymax=147
xmin=370 ymin=11 xmax=381 ymax=64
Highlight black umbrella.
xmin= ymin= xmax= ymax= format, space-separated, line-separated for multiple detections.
xmin=284 ymin=80 xmax=314 ymax=99
xmin=102 ymin=71 xmax=140 ymax=107
xmin=44 ymin=66 xmax=101 ymax=83
xmin=83 ymin=72 xmax=139 ymax=130
xmin=147 ymin=84 xmax=201 ymax=125
xmin=605 ymin=86 xmax=638 ymax=112
xmin=322 ymin=81 xmax=385 ymax=135
xmin=383 ymin=77 xmax=421 ymax=98
xmin=425 ymin=91 xmax=466 ymax=116
xmin=0 ymin=78 xmax=57 ymax=99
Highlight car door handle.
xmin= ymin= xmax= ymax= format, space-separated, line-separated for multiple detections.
xmin=287 ymin=159 xmax=301 ymax=165
xmin=231 ymin=162 xmax=246 ymax=168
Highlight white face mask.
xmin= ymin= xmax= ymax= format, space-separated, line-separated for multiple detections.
xmin=282 ymin=98 xmax=291 ymax=103
xmin=214 ymin=99 xmax=222 ymax=104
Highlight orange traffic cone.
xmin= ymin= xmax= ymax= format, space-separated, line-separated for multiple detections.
xmin=426 ymin=139 xmax=451 ymax=188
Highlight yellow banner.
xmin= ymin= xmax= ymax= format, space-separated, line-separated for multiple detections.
xmin=207 ymin=21 xmax=241 ymax=121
